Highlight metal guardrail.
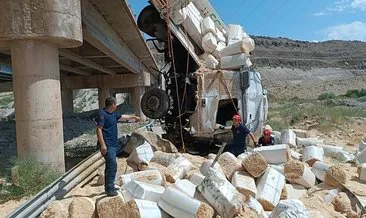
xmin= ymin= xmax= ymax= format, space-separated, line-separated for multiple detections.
xmin=6 ymin=119 xmax=156 ymax=218
xmin=6 ymin=152 xmax=104 ymax=218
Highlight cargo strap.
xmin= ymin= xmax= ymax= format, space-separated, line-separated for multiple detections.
xmin=207 ymin=70 xmax=239 ymax=114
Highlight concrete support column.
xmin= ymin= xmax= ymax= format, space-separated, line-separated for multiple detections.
xmin=12 ymin=41 xmax=65 ymax=171
xmin=61 ymin=89 xmax=74 ymax=114
xmin=0 ymin=0 xmax=82 ymax=173
xmin=98 ymin=88 xmax=110 ymax=109
xmin=130 ymin=86 xmax=146 ymax=121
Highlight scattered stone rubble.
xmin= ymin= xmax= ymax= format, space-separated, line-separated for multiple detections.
xmin=41 ymin=129 xmax=366 ymax=218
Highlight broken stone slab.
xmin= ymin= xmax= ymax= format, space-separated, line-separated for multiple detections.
xmin=122 ymin=180 xmax=165 ymax=202
xmin=324 ymin=165 xmax=347 ymax=188
xmin=127 ymin=141 xmax=154 ymax=166
xmin=318 ymin=144 xmax=343 ymax=155
xmin=125 ymin=130 xmax=178 ymax=154
xmin=151 ymin=151 xmax=182 ymax=167
xmin=96 ymin=192 xmax=125 ymax=218
xmin=231 ymin=171 xmax=257 ymax=199
xmin=332 ymin=192 xmax=359 ymax=218
xmin=165 ymin=157 xmax=192 ymax=183
xmin=237 ymin=152 xmax=251 ymax=163
xmin=120 ymin=199 xmax=170 ymax=218
xmin=356 ymin=148 xmax=366 ymax=164
xmin=253 ymin=144 xmax=291 ymax=165
xmin=189 ymin=172 xmax=205 ymax=186
xmin=281 ymin=129 xmax=297 ymax=148
xmin=280 ymin=185 xmax=288 ymax=200
xmin=182 ymin=153 xmax=207 ymax=169
xmin=197 ymin=168 xmax=246 ymax=218
xmin=200 ymin=159 xmax=226 ymax=180
xmin=68 ymin=197 xmax=95 ymax=218
xmin=246 ymin=196 xmax=268 ymax=218
xmin=291 ymin=129 xmax=309 ymax=138
xmin=285 ymin=184 xmax=307 ymax=200
xmin=270 ymin=164 xmax=285 ymax=175
xmin=302 ymin=145 xmax=324 ymax=167
xmin=96 ymin=168 xmax=104 ymax=186
xmin=217 ymin=152 xmax=243 ymax=180
xmin=284 ymin=160 xmax=316 ymax=188
xmin=158 ymin=186 xmax=214 ymax=218
xmin=264 ymin=124 xmax=273 ymax=131
xmin=40 ymin=200 xmax=69 ymax=218
xmin=296 ymin=137 xmax=324 ymax=147
xmin=142 ymin=162 xmax=170 ymax=178
xmin=184 ymin=168 xmax=201 ymax=181
xmin=318 ymin=144 xmax=355 ymax=162
xmin=243 ymin=152 xmax=268 ymax=178
xmin=272 ymin=131 xmax=282 ymax=144
xmin=290 ymin=149 xmax=302 ymax=161
xmin=269 ymin=199 xmax=309 ymax=218
xmin=311 ymin=161 xmax=329 ymax=182
xmin=207 ymin=153 xmax=216 ymax=160
xmin=358 ymin=163 xmax=366 ymax=182
xmin=120 ymin=169 xmax=165 ymax=186
xmin=256 ymin=167 xmax=285 ymax=211
xmin=359 ymin=140 xmax=366 ymax=152
xmin=173 ymin=179 xmax=196 ymax=198
xmin=150 ymin=126 xmax=165 ymax=138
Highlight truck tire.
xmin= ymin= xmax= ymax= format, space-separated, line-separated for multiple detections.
xmin=141 ymin=88 xmax=170 ymax=119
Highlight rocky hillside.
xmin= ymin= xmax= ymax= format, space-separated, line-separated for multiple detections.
xmin=251 ymin=36 xmax=366 ymax=70
xmin=244 ymin=37 xmax=366 ymax=99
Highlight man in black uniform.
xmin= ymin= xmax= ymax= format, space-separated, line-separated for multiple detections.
xmin=227 ymin=114 xmax=257 ymax=156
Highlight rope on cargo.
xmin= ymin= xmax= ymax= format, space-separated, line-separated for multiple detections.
xmin=166 ymin=0 xmax=186 ymax=152
xmin=178 ymin=1 xmax=193 ymax=118
xmin=207 ymin=70 xmax=239 ymax=114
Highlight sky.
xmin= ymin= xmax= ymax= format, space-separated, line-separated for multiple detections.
xmin=129 ymin=0 xmax=366 ymax=42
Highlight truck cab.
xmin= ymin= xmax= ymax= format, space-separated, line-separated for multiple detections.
xmin=137 ymin=0 xmax=268 ymax=153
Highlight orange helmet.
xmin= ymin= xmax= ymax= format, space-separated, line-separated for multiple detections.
xmin=264 ymin=129 xmax=271 ymax=136
xmin=232 ymin=114 xmax=241 ymax=121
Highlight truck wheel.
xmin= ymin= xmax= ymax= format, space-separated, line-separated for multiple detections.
xmin=141 ymin=88 xmax=170 ymax=119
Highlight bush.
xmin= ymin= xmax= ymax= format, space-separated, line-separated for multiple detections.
xmin=358 ymin=96 xmax=366 ymax=102
xmin=345 ymin=89 xmax=366 ymax=98
xmin=318 ymin=93 xmax=336 ymax=100
xmin=345 ymin=90 xmax=358 ymax=98
xmin=0 ymin=94 xmax=14 ymax=109
xmin=0 ymin=157 xmax=61 ymax=202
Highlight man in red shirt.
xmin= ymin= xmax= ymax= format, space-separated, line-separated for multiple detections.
xmin=258 ymin=129 xmax=275 ymax=146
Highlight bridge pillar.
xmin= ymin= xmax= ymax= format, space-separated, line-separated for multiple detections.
xmin=98 ymin=88 xmax=110 ymax=109
xmin=130 ymin=87 xmax=146 ymax=121
xmin=1 ymin=0 xmax=82 ymax=173
xmin=61 ymin=89 xmax=74 ymax=114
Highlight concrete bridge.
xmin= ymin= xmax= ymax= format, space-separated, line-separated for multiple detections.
xmin=0 ymin=0 xmax=157 ymax=172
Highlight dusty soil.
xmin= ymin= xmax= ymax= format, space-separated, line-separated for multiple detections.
xmin=0 ymin=198 xmax=27 ymax=217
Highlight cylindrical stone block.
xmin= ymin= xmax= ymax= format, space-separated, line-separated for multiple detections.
xmin=0 ymin=0 xmax=82 ymax=48
xmin=12 ymin=40 xmax=65 ymax=172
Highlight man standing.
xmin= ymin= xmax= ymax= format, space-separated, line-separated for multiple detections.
xmin=223 ymin=114 xmax=257 ymax=156
xmin=95 ymin=97 xmax=140 ymax=196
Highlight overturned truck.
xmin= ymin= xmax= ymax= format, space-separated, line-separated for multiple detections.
xmin=137 ymin=0 xmax=268 ymax=152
